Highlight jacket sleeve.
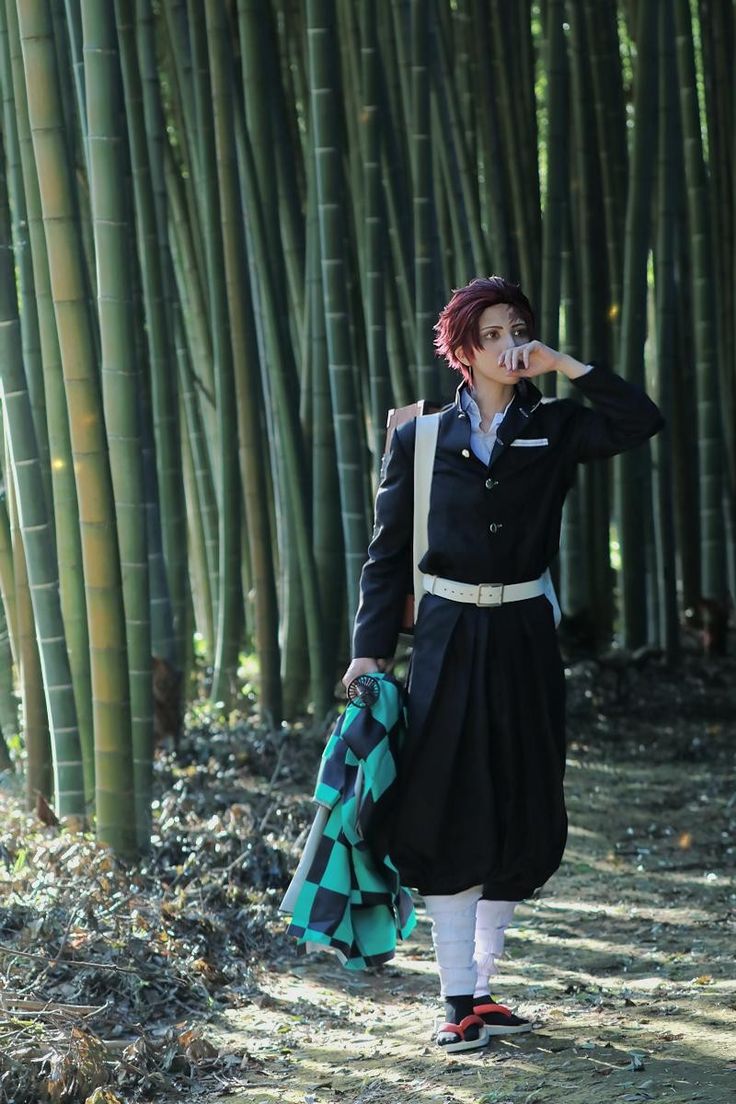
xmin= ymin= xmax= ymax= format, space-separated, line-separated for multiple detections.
xmin=567 ymin=362 xmax=665 ymax=463
xmin=351 ymin=423 xmax=414 ymax=660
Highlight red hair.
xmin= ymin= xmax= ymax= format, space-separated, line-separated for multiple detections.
xmin=433 ymin=276 xmax=536 ymax=384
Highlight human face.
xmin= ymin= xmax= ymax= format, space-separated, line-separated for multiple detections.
xmin=456 ymin=303 xmax=531 ymax=387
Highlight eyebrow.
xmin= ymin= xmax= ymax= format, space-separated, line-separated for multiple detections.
xmin=480 ymin=320 xmax=526 ymax=331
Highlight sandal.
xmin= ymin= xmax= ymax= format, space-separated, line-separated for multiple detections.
xmin=473 ymin=1000 xmax=534 ymax=1036
xmin=434 ymin=1013 xmax=490 ymax=1053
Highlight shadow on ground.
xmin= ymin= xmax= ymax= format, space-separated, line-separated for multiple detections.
xmin=205 ymin=659 xmax=736 ymax=1104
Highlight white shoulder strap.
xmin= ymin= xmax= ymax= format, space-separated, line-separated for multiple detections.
xmin=413 ymin=413 xmax=440 ymax=617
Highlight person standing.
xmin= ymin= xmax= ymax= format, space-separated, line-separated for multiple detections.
xmin=342 ymin=276 xmax=664 ymax=1052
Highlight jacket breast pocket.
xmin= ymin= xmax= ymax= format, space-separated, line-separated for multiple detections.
xmin=510 ymin=437 xmax=549 ymax=447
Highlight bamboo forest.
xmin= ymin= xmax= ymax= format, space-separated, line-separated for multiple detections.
xmin=1 ymin=1 xmax=735 ymax=1102
xmin=0 ymin=0 xmax=734 ymax=843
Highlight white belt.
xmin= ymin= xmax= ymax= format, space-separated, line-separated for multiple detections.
xmin=423 ymin=573 xmax=545 ymax=607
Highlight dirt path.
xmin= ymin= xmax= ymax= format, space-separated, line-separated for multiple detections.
xmin=206 ymin=660 xmax=735 ymax=1104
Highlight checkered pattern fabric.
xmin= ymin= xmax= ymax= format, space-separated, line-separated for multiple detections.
xmin=280 ymin=673 xmax=416 ymax=969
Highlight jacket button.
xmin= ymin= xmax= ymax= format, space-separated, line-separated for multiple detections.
xmin=485 ymin=477 xmax=498 ymax=490
xmin=489 ymin=522 xmax=503 ymax=534
xmin=461 ymin=448 xmax=470 ymax=458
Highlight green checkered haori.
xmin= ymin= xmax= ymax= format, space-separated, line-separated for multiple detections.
xmin=279 ymin=673 xmax=417 ymax=968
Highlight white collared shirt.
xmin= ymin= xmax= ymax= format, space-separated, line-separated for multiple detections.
xmin=460 ymin=388 xmax=514 ymax=465
xmin=460 ymin=366 xmax=594 ymax=465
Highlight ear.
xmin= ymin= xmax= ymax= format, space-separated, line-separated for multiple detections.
xmin=454 ymin=345 xmax=471 ymax=368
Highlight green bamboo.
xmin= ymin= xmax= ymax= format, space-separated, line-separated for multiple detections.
xmin=583 ymin=0 xmax=628 ymax=349
xmin=63 ymin=0 xmax=86 ymax=163
xmin=238 ymin=0 xmax=305 ymax=340
xmin=511 ymin=0 xmax=542 ymax=307
xmin=488 ymin=0 xmax=540 ymax=295
xmin=0 ymin=484 xmax=17 ymax=663
xmin=452 ymin=0 xmax=476 ymax=144
xmin=0 ymin=154 xmax=84 ymax=817
xmin=360 ymin=0 xmax=392 ymax=468
xmin=558 ymin=205 xmax=588 ymax=621
xmin=19 ymin=0 xmax=135 ymax=854
xmin=540 ymin=0 xmax=567 ymax=362
xmin=384 ymin=259 xmax=414 ymax=408
xmin=375 ymin=10 xmax=416 ymax=375
xmin=410 ymin=0 xmax=439 ymax=397
xmin=116 ymin=0 xmax=187 ymax=664
xmin=616 ymin=0 xmax=658 ymax=647
xmin=568 ymin=0 xmax=614 ymax=643
xmin=184 ymin=0 xmax=241 ymax=702
xmin=431 ymin=20 xmax=486 ymax=276
xmin=161 ymin=0 xmax=207 ymax=289
xmin=653 ymin=0 xmax=680 ymax=663
xmin=4 ymin=436 xmax=52 ymax=808
xmin=173 ymin=323 xmax=217 ymax=662
xmin=53 ymin=0 xmax=96 ymax=308
xmin=307 ymin=138 xmax=344 ymax=694
xmin=469 ymin=0 xmax=515 ymax=275
xmin=235 ymin=86 xmax=331 ymax=713
xmin=335 ymin=1 xmax=365 ymax=288
xmin=670 ymin=174 xmax=702 ymax=611
xmin=0 ymin=17 xmax=52 ymax=507
xmin=433 ymin=123 xmax=463 ymax=288
xmin=0 ymin=597 xmax=16 ymax=766
xmin=208 ymin=11 xmax=282 ymax=720
xmin=176 ymin=314 xmax=214 ymax=659
xmin=165 ymin=149 xmax=219 ymax=585
xmin=306 ymin=0 xmax=371 ymax=620
xmin=81 ymin=0 xmax=153 ymax=845
xmin=697 ymin=0 xmax=735 ymax=505
xmin=674 ymin=0 xmax=726 ymax=603
xmin=3 ymin=0 xmax=94 ymax=803
xmin=271 ymin=0 xmax=310 ymax=171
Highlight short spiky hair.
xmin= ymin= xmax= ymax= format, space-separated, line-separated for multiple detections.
xmin=433 ymin=276 xmax=536 ymax=384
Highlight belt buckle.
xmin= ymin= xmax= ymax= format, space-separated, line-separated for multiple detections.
xmin=477 ymin=583 xmax=504 ymax=606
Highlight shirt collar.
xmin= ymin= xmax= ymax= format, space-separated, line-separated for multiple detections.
xmin=460 ymin=386 xmax=514 ymax=432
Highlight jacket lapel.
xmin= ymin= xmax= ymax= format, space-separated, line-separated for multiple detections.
xmin=445 ymin=379 xmax=544 ymax=469
xmin=488 ymin=378 xmax=543 ymax=471
xmin=440 ymin=382 xmax=476 ymax=457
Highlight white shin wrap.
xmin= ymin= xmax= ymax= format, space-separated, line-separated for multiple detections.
xmin=473 ymin=899 xmax=518 ymax=998
xmin=422 ymin=885 xmax=482 ymax=998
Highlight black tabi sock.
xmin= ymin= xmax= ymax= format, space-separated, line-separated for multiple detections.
xmin=444 ymin=994 xmax=475 ymax=1025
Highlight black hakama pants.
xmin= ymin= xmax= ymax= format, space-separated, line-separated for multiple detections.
xmin=389 ymin=592 xmax=568 ymax=899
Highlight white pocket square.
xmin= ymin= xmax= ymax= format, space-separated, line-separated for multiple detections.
xmin=510 ymin=437 xmax=549 ymax=447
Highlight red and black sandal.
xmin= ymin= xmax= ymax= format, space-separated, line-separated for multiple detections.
xmin=473 ymin=999 xmax=534 ymax=1036
xmin=434 ymin=1013 xmax=490 ymax=1053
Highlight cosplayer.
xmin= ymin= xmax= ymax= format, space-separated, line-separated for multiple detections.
xmin=342 ymin=276 xmax=664 ymax=1053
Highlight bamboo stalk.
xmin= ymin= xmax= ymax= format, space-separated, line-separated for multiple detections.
xmin=0 ymin=144 xmax=84 ymax=817
xmin=4 ymin=431 xmax=52 ymax=808
xmin=2 ymin=0 xmax=94 ymax=802
xmin=616 ymin=0 xmax=658 ymax=647
xmin=674 ymin=0 xmax=727 ymax=603
xmin=653 ymin=0 xmax=681 ymax=662
xmin=208 ymin=0 xmax=286 ymax=711
xmin=306 ymin=0 xmax=370 ymax=620
xmin=19 ymin=0 xmax=135 ymax=854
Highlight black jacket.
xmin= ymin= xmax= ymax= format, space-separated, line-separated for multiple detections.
xmin=352 ymin=364 xmax=664 ymax=659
